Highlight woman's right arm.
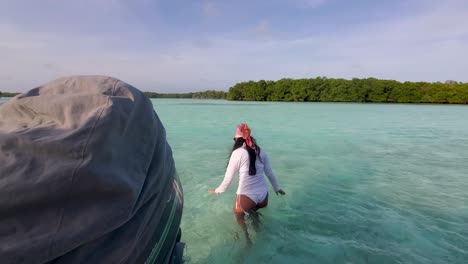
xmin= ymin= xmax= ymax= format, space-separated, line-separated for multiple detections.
xmin=212 ymin=150 xmax=242 ymax=193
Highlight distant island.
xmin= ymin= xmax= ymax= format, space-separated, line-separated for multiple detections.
xmin=143 ymin=77 xmax=468 ymax=104
xmin=227 ymin=77 xmax=468 ymax=104
xmin=0 ymin=92 xmax=20 ymax=97
xmin=0 ymin=90 xmax=227 ymax=99
xmin=143 ymin=90 xmax=226 ymax=99
xmin=2 ymin=77 xmax=467 ymax=104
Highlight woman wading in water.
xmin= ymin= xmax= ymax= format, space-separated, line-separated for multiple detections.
xmin=209 ymin=123 xmax=285 ymax=245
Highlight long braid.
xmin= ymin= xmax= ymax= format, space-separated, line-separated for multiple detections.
xmin=245 ymin=145 xmax=257 ymax=175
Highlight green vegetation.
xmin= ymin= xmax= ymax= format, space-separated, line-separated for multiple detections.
xmin=144 ymin=90 xmax=226 ymax=99
xmin=227 ymin=77 xmax=468 ymax=104
xmin=4 ymin=79 xmax=467 ymax=104
xmin=1 ymin=90 xmax=227 ymax=99
xmin=0 ymin=91 xmax=20 ymax=97
xmin=144 ymin=92 xmax=193 ymax=98
xmin=192 ymin=90 xmax=226 ymax=99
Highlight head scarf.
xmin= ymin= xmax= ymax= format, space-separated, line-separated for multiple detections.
xmin=235 ymin=123 xmax=254 ymax=148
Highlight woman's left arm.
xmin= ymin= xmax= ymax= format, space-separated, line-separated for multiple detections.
xmin=262 ymin=152 xmax=285 ymax=195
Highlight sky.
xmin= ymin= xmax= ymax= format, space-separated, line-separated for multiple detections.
xmin=0 ymin=0 xmax=467 ymax=92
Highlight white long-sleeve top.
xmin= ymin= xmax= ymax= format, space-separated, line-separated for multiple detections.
xmin=215 ymin=146 xmax=281 ymax=195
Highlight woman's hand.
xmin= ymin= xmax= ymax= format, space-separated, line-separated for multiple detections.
xmin=276 ymin=189 xmax=286 ymax=195
xmin=208 ymin=189 xmax=217 ymax=194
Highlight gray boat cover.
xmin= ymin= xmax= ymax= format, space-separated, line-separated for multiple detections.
xmin=0 ymin=76 xmax=183 ymax=264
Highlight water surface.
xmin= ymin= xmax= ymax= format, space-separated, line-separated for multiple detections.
xmin=1 ymin=97 xmax=467 ymax=263
xmin=152 ymin=99 xmax=468 ymax=264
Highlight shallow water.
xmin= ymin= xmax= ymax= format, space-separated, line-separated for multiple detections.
xmin=152 ymin=99 xmax=468 ymax=264
xmin=2 ymin=97 xmax=467 ymax=263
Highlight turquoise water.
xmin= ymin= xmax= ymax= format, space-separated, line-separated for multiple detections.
xmin=2 ymin=97 xmax=467 ymax=263
xmin=152 ymin=99 xmax=468 ymax=264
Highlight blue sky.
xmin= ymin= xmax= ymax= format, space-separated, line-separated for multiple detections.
xmin=1 ymin=0 xmax=467 ymax=92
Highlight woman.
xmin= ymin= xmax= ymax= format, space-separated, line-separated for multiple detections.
xmin=209 ymin=123 xmax=285 ymax=244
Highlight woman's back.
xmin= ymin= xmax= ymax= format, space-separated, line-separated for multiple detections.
xmin=235 ymin=147 xmax=278 ymax=195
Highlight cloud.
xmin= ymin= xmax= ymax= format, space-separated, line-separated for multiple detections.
xmin=303 ymin=0 xmax=328 ymax=9
xmin=301 ymin=3 xmax=468 ymax=80
xmin=0 ymin=0 xmax=161 ymax=35
xmin=254 ymin=20 xmax=272 ymax=36
xmin=202 ymin=0 xmax=221 ymax=17
xmin=1 ymin=1 xmax=468 ymax=93
xmin=0 ymin=23 xmax=230 ymax=92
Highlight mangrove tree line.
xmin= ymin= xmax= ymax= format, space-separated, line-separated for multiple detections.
xmin=0 ymin=91 xmax=20 ymax=97
xmin=226 ymin=77 xmax=468 ymax=104
xmin=143 ymin=90 xmax=226 ymax=99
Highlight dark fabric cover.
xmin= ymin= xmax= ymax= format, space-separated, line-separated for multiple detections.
xmin=0 ymin=76 xmax=183 ymax=264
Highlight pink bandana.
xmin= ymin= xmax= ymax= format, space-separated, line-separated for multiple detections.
xmin=235 ymin=123 xmax=254 ymax=148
